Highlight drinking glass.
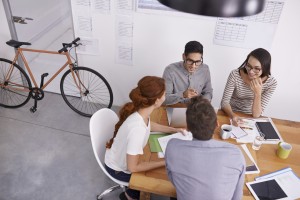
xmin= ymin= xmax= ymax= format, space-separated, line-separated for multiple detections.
xmin=252 ymin=135 xmax=264 ymax=150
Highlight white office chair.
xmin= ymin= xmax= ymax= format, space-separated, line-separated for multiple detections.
xmin=90 ymin=108 xmax=128 ymax=200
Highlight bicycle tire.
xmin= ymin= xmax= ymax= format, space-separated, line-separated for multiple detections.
xmin=60 ymin=66 xmax=113 ymax=117
xmin=0 ymin=58 xmax=32 ymax=108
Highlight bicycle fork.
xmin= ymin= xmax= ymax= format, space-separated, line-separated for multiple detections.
xmin=29 ymin=73 xmax=48 ymax=113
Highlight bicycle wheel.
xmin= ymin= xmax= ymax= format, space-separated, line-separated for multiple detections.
xmin=0 ymin=58 xmax=32 ymax=108
xmin=60 ymin=66 xmax=113 ymax=117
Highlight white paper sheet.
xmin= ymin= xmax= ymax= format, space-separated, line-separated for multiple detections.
xmin=158 ymin=132 xmax=193 ymax=155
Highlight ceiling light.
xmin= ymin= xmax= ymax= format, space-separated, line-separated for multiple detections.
xmin=157 ymin=0 xmax=266 ymax=17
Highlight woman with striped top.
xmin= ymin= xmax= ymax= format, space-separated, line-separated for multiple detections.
xmin=221 ymin=48 xmax=277 ymax=126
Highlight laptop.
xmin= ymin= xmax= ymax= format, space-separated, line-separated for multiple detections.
xmin=166 ymin=107 xmax=187 ymax=128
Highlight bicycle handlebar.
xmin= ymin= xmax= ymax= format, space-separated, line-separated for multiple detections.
xmin=58 ymin=37 xmax=81 ymax=53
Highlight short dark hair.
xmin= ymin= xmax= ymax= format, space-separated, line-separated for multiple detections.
xmin=239 ymin=48 xmax=271 ymax=78
xmin=184 ymin=41 xmax=203 ymax=56
xmin=186 ymin=96 xmax=217 ymax=140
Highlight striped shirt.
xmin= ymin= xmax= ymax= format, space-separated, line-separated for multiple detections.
xmin=221 ymin=69 xmax=277 ymax=115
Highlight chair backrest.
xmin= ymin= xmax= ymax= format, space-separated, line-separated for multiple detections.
xmin=90 ymin=108 xmax=128 ymax=186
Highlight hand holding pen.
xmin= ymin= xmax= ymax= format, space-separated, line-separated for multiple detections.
xmin=183 ymin=88 xmax=198 ymax=98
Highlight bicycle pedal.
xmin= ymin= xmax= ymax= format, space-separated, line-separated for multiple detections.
xmin=30 ymin=106 xmax=37 ymax=113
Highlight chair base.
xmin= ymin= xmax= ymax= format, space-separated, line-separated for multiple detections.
xmin=97 ymin=185 xmax=126 ymax=200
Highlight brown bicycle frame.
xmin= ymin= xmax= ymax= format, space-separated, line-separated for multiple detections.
xmin=5 ymin=47 xmax=84 ymax=93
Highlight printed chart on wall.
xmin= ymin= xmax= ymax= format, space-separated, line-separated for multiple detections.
xmin=71 ymin=0 xmax=93 ymax=38
xmin=213 ymin=0 xmax=285 ymax=49
xmin=70 ymin=0 xmax=109 ymax=55
xmin=115 ymin=0 xmax=134 ymax=66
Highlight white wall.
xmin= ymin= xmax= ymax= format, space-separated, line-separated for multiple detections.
xmin=267 ymin=0 xmax=300 ymax=122
xmin=81 ymin=0 xmax=300 ymax=122
xmin=1 ymin=0 xmax=299 ymax=122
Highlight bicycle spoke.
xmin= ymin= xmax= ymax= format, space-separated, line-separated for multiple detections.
xmin=0 ymin=59 xmax=31 ymax=108
xmin=60 ymin=67 xmax=113 ymax=117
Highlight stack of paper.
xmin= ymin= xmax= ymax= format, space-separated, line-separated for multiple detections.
xmin=246 ymin=167 xmax=300 ymax=200
xmin=231 ymin=118 xmax=283 ymax=144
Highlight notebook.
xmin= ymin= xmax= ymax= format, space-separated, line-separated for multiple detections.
xmin=255 ymin=121 xmax=280 ymax=140
xmin=166 ymin=107 xmax=187 ymax=128
xmin=148 ymin=133 xmax=167 ymax=152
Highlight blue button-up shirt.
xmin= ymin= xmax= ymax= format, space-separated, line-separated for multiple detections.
xmin=162 ymin=61 xmax=213 ymax=105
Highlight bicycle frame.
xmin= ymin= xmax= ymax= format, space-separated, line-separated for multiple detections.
xmin=6 ymin=47 xmax=84 ymax=92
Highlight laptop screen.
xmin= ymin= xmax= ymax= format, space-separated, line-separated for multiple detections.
xmin=166 ymin=107 xmax=187 ymax=128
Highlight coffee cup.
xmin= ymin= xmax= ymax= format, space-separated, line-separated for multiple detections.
xmin=220 ymin=124 xmax=232 ymax=140
xmin=277 ymin=142 xmax=292 ymax=159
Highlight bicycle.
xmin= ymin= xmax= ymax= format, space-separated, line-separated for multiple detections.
xmin=0 ymin=37 xmax=113 ymax=117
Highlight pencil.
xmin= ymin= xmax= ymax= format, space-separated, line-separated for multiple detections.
xmin=240 ymin=126 xmax=253 ymax=130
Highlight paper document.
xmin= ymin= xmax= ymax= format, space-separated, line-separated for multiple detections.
xmin=157 ymin=132 xmax=193 ymax=155
xmin=234 ymin=118 xmax=282 ymax=144
xmin=231 ymin=123 xmax=248 ymax=139
xmin=255 ymin=167 xmax=296 ymax=181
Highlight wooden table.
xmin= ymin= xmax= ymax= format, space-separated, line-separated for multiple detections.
xmin=129 ymin=107 xmax=300 ymax=200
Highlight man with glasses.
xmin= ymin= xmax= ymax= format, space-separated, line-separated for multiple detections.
xmin=221 ymin=48 xmax=277 ymax=126
xmin=162 ymin=41 xmax=213 ymax=105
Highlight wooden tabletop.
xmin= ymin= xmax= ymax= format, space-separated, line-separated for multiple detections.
xmin=129 ymin=107 xmax=300 ymax=200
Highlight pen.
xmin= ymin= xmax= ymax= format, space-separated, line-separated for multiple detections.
xmin=240 ymin=126 xmax=253 ymax=130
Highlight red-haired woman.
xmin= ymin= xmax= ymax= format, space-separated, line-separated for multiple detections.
xmin=105 ymin=76 xmax=183 ymax=200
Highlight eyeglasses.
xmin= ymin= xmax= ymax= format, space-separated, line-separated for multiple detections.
xmin=244 ymin=63 xmax=262 ymax=74
xmin=185 ymin=58 xmax=203 ymax=66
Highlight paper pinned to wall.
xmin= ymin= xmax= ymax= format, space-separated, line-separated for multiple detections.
xmin=213 ymin=0 xmax=285 ymax=49
xmin=92 ymin=0 xmax=111 ymax=13
xmin=116 ymin=0 xmax=135 ymax=14
xmin=115 ymin=15 xmax=134 ymax=65
xmin=76 ymin=37 xmax=100 ymax=55
xmin=71 ymin=0 xmax=93 ymax=37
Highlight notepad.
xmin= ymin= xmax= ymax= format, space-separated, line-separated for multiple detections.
xmin=255 ymin=121 xmax=280 ymax=140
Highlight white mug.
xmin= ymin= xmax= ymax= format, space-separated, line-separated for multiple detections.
xmin=220 ymin=124 xmax=232 ymax=140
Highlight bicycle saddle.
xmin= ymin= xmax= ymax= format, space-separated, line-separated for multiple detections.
xmin=6 ymin=40 xmax=31 ymax=48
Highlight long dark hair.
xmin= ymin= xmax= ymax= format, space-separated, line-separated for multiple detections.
xmin=106 ymin=76 xmax=165 ymax=148
xmin=238 ymin=48 xmax=271 ymax=78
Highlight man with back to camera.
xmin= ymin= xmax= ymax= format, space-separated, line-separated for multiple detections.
xmin=165 ymin=96 xmax=245 ymax=200
xmin=162 ymin=41 xmax=213 ymax=105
